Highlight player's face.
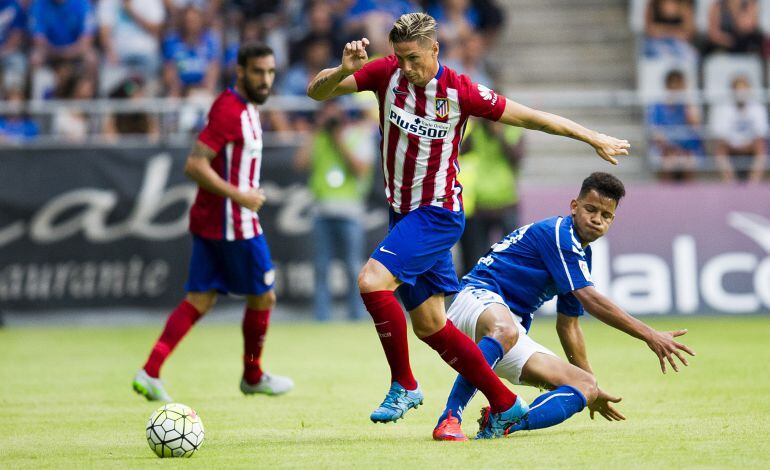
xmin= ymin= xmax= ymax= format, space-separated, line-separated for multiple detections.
xmin=238 ymin=55 xmax=276 ymax=105
xmin=570 ymin=189 xmax=617 ymax=245
xmin=393 ymin=40 xmax=439 ymax=87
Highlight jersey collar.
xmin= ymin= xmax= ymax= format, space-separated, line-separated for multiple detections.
xmin=229 ymin=86 xmax=248 ymax=104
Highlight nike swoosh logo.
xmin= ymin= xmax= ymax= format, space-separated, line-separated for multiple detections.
xmin=392 ymin=87 xmax=408 ymax=95
xmin=374 ymin=321 xmax=389 ymax=326
xmin=379 ymin=246 xmax=397 ymax=255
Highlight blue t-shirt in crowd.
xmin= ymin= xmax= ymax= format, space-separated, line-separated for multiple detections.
xmin=647 ymin=103 xmax=704 ymax=155
xmin=0 ymin=117 xmax=39 ymax=142
xmin=162 ymin=31 xmax=220 ymax=86
xmin=0 ymin=0 xmax=25 ymax=46
xmin=29 ymin=0 xmax=94 ymax=47
xmin=462 ymin=216 xmax=594 ymax=332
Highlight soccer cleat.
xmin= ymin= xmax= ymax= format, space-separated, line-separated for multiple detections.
xmin=475 ymin=396 xmax=530 ymax=439
xmin=132 ymin=369 xmax=173 ymax=402
xmin=432 ymin=410 xmax=468 ymax=441
xmin=240 ymin=373 xmax=294 ymax=396
xmin=370 ymin=382 xmax=424 ymax=423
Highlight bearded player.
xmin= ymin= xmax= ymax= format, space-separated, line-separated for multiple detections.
xmin=132 ymin=43 xmax=293 ymax=401
xmin=307 ymin=13 xmax=630 ymax=438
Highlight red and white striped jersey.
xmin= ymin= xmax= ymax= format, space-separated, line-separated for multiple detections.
xmin=354 ymin=55 xmax=507 ymax=214
xmin=190 ymin=88 xmax=264 ymax=240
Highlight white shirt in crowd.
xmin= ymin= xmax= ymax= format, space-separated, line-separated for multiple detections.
xmin=709 ymin=101 xmax=769 ymax=149
xmin=97 ymin=0 xmax=165 ymax=59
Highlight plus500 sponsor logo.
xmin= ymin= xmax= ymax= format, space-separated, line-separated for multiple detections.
xmin=389 ymin=106 xmax=450 ymax=140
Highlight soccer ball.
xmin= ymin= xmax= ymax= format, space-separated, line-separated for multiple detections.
xmin=145 ymin=403 xmax=205 ymax=458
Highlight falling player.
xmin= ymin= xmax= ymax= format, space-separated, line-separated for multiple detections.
xmin=307 ymin=13 xmax=631 ymax=438
xmin=433 ymin=172 xmax=696 ymax=441
xmin=132 ymin=43 xmax=293 ymax=401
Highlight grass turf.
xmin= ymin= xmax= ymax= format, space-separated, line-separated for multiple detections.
xmin=0 ymin=315 xmax=768 ymax=469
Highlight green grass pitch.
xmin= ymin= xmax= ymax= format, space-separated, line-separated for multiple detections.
xmin=1 ymin=315 xmax=768 ymax=468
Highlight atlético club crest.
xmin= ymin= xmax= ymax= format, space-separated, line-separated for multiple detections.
xmin=435 ymin=98 xmax=449 ymax=119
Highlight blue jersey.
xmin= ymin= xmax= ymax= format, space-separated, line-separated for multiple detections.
xmin=463 ymin=215 xmax=594 ymax=332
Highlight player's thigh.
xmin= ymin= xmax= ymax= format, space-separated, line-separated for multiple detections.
xmin=446 ymin=287 xmax=508 ymax=343
xmin=494 ymin=329 xmax=556 ymax=385
xmin=520 ymin=352 xmax=597 ymax=400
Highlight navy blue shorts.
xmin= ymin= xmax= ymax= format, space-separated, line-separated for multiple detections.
xmin=185 ymin=234 xmax=275 ymax=296
xmin=371 ymin=205 xmax=464 ymax=311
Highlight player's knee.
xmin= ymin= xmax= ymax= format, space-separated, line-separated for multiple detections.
xmin=186 ymin=293 xmax=216 ymax=314
xmin=357 ymin=263 xmax=382 ymax=293
xmin=494 ymin=323 xmax=519 ymax=352
xmin=248 ymin=290 xmax=276 ymax=310
xmin=576 ymin=372 xmax=598 ymax=404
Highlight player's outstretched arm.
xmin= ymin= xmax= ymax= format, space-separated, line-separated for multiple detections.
xmin=573 ymin=286 xmax=696 ymax=374
xmin=556 ymin=314 xmax=625 ymax=421
xmin=184 ymin=141 xmax=266 ymax=212
xmin=497 ymin=100 xmax=630 ymax=165
xmin=307 ymin=38 xmax=369 ymax=101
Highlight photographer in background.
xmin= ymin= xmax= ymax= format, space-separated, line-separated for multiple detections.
xmin=294 ymin=100 xmax=375 ymax=321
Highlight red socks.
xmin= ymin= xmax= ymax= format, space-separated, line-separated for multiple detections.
xmin=143 ymin=300 xmax=202 ymax=378
xmin=243 ymin=308 xmax=271 ymax=385
xmin=421 ymin=320 xmax=517 ymax=413
xmin=361 ymin=291 xmax=418 ymax=390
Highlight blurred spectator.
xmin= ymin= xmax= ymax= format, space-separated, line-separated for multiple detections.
xmin=469 ymin=0 xmax=504 ymax=44
xmin=0 ymin=87 xmax=39 ymax=143
xmin=281 ymin=33 xmax=333 ymax=96
xmin=343 ymin=0 xmax=418 ymax=56
xmin=103 ymin=76 xmax=160 ymax=141
xmin=29 ymin=0 xmax=98 ymax=76
xmin=97 ymin=0 xmax=166 ymax=79
xmin=162 ymin=5 xmax=220 ymax=97
xmin=52 ymin=74 xmax=96 ymax=142
xmin=643 ymin=0 xmax=697 ymax=61
xmin=289 ymin=0 xmax=341 ymax=65
xmin=444 ymin=31 xmax=492 ymax=85
xmin=706 ymin=0 xmax=763 ymax=54
xmin=0 ymin=0 xmax=26 ymax=88
xmin=427 ymin=0 xmax=479 ymax=53
xmin=647 ymin=69 xmax=704 ymax=182
xmin=458 ymin=119 xmax=524 ymax=274
xmin=709 ymin=75 xmax=767 ymax=182
xmin=294 ymin=100 xmax=375 ymax=321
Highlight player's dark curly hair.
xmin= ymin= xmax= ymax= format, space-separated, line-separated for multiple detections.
xmin=237 ymin=42 xmax=274 ymax=67
xmin=579 ymin=172 xmax=626 ymax=205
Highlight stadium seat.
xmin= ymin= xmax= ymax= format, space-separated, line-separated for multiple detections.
xmin=630 ymin=0 xmax=647 ymax=35
xmin=695 ymin=0 xmax=716 ymax=34
xmin=703 ymin=54 xmax=763 ymax=103
xmin=637 ymin=57 xmax=698 ymax=102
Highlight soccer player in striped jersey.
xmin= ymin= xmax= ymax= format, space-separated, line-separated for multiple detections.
xmin=132 ymin=43 xmax=293 ymax=401
xmin=434 ymin=172 xmax=695 ymax=440
xmin=307 ymin=12 xmax=630 ymax=438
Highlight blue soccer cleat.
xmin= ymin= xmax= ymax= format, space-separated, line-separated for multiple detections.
xmin=475 ymin=396 xmax=529 ymax=439
xmin=370 ymin=382 xmax=424 ymax=423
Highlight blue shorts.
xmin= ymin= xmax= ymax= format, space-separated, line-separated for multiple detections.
xmin=371 ymin=205 xmax=464 ymax=311
xmin=185 ymin=234 xmax=275 ymax=296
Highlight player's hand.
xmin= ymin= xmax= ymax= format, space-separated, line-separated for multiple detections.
xmin=645 ymin=329 xmax=696 ymax=374
xmin=588 ymin=388 xmax=625 ymax=421
xmin=590 ymin=133 xmax=630 ymax=165
xmin=236 ymin=188 xmax=266 ymax=212
xmin=340 ymin=38 xmax=370 ymax=75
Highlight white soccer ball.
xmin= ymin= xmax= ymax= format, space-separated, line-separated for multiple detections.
xmin=145 ymin=403 xmax=205 ymax=458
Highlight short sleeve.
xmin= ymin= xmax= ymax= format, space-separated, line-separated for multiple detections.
xmin=460 ymin=75 xmax=507 ymax=120
xmin=556 ymin=292 xmax=584 ymax=317
xmin=82 ymin=1 xmax=96 ymax=35
xmin=161 ymin=35 xmax=175 ymax=61
xmin=197 ymin=99 xmax=239 ymax=153
xmin=709 ymin=105 xmax=729 ymax=140
xmin=96 ymin=0 xmax=115 ymax=27
xmin=353 ymin=55 xmax=397 ymax=92
xmin=534 ymin=219 xmax=594 ymax=294
xmin=753 ymin=104 xmax=768 ymax=136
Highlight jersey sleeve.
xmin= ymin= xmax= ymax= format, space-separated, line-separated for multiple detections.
xmin=197 ymin=98 xmax=239 ymax=153
xmin=459 ymin=75 xmax=507 ymax=120
xmin=556 ymin=292 xmax=584 ymax=317
xmin=353 ymin=56 xmax=396 ymax=92
xmin=535 ymin=219 xmax=594 ymax=294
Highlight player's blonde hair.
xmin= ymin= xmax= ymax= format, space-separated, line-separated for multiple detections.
xmin=388 ymin=13 xmax=438 ymax=46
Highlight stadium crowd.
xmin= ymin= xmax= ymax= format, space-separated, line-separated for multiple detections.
xmin=0 ymin=0 xmax=505 ymax=143
xmin=639 ymin=0 xmax=770 ymax=182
